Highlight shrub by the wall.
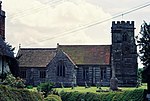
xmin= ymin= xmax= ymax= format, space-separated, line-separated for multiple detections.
xmin=60 ymin=89 xmax=144 ymax=101
xmin=37 ymin=82 xmax=54 ymax=97
xmin=0 ymin=85 xmax=43 ymax=101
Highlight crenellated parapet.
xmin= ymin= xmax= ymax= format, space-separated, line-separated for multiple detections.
xmin=112 ymin=21 xmax=134 ymax=30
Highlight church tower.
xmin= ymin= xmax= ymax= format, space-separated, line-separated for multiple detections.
xmin=0 ymin=1 xmax=5 ymax=40
xmin=111 ymin=21 xmax=137 ymax=86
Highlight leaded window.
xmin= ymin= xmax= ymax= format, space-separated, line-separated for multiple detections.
xmin=40 ymin=71 xmax=46 ymax=78
xmin=57 ymin=60 xmax=65 ymax=77
xmin=100 ymin=68 xmax=106 ymax=80
xmin=82 ymin=67 xmax=89 ymax=80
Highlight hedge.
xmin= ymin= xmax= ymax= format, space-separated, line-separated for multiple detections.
xmin=60 ymin=89 xmax=144 ymax=101
xmin=44 ymin=94 xmax=62 ymax=101
xmin=0 ymin=85 xmax=43 ymax=101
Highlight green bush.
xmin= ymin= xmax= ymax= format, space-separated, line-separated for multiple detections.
xmin=60 ymin=89 xmax=144 ymax=101
xmin=44 ymin=94 xmax=62 ymax=101
xmin=0 ymin=85 xmax=43 ymax=101
xmin=26 ymin=85 xmax=33 ymax=89
xmin=3 ymin=74 xmax=25 ymax=88
xmin=37 ymin=82 xmax=54 ymax=97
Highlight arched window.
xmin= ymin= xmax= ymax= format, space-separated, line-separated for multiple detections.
xmin=123 ymin=33 xmax=127 ymax=41
xmin=57 ymin=60 xmax=65 ymax=77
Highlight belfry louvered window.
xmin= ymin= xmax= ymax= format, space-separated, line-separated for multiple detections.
xmin=57 ymin=60 xmax=65 ymax=77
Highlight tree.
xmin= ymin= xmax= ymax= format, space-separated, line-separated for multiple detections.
xmin=6 ymin=42 xmax=15 ymax=53
xmin=6 ymin=42 xmax=19 ymax=77
xmin=136 ymin=21 xmax=150 ymax=91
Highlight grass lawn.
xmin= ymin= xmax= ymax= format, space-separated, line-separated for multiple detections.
xmin=27 ymin=83 xmax=147 ymax=93
xmin=55 ymin=83 xmax=147 ymax=93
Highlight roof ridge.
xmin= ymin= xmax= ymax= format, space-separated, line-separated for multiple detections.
xmin=59 ymin=45 xmax=111 ymax=46
xmin=20 ymin=48 xmax=57 ymax=50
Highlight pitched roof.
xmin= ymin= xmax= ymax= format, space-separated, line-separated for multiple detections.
xmin=17 ymin=48 xmax=56 ymax=67
xmin=58 ymin=45 xmax=111 ymax=65
xmin=0 ymin=37 xmax=14 ymax=58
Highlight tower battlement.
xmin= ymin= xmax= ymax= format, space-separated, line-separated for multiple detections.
xmin=112 ymin=21 xmax=134 ymax=29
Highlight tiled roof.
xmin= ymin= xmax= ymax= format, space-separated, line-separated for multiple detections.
xmin=59 ymin=45 xmax=111 ymax=65
xmin=0 ymin=37 xmax=14 ymax=58
xmin=17 ymin=48 xmax=56 ymax=67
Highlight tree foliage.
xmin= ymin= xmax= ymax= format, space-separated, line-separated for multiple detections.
xmin=5 ymin=42 xmax=19 ymax=77
xmin=136 ymin=21 xmax=150 ymax=83
xmin=3 ymin=73 xmax=25 ymax=88
xmin=6 ymin=42 xmax=15 ymax=53
xmin=136 ymin=21 xmax=150 ymax=68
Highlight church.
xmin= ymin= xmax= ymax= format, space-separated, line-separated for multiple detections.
xmin=17 ymin=21 xmax=138 ymax=87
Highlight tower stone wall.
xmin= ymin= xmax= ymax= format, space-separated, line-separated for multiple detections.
xmin=0 ymin=1 xmax=5 ymax=40
xmin=111 ymin=21 xmax=138 ymax=86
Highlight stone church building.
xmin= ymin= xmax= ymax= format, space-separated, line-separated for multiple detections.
xmin=17 ymin=21 xmax=138 ymax=87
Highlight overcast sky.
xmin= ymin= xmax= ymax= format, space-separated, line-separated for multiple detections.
xmin=2 ymin=0 xmax=150 ymax=52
